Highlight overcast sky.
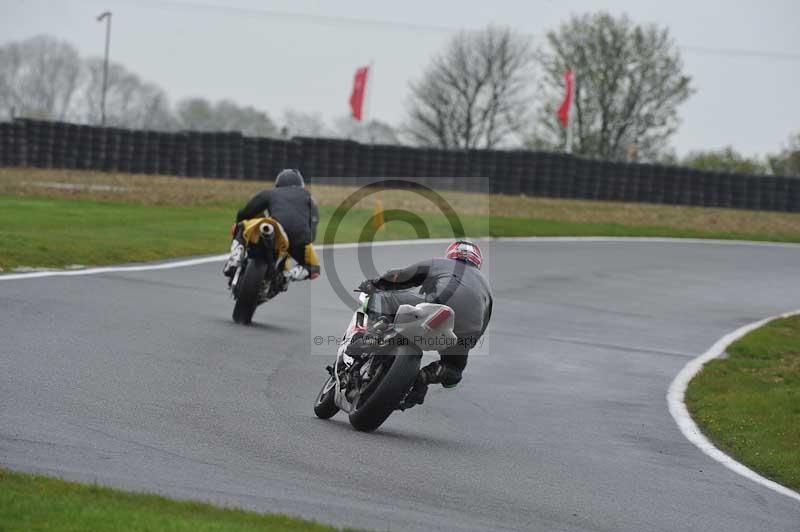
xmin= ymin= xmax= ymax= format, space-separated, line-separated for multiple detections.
xmin=2 ymin=0 xmax=799 ymax=156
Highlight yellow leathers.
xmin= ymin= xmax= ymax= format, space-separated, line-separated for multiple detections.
xmin=241 ymin=217 xmax=319 ymax=270
xmin=241 ymin=217 xmax=289 ymax=257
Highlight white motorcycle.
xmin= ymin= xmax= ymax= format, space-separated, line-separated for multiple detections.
xmin=313 ymin=291 xmax=457 ymax=432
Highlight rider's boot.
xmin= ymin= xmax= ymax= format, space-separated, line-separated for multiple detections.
xmin=403 ymin=361 xmax=463 ymax=408
xmin=286 ymin=265 xmax=309 ymax=281
xmin=223 ymin=241 xmax=244 ymax=278
xmin=403 ymin=374 xmax=428 ymax=408
xmin=285 ymin=264 xmax=320 ymax=281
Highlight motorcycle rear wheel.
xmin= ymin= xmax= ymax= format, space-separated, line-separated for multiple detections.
xmin=348 ymin=348 xmax=421 ymax=432
xmin=232 ymin=258 xmax=268 ymax=325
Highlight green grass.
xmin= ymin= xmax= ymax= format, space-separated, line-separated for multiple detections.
xmin=0 ymin=197 xmax=233 ymax=270
xmin=0 ymin=467 xmax=360 ymax=532
xmin=2 ymin=195 xmax=800 ymax=271
xmin=686 ymin=315 xmax=800 ymax=491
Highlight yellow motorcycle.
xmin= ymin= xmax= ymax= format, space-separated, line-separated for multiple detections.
xmin=229 ymin=217 xmax=290 ymax=325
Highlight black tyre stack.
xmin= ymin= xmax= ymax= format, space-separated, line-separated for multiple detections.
xmin=3 ymin=118 xmax=800 ymax=213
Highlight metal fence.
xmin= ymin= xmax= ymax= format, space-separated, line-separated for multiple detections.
xmin=2 ymin=118 xmax=798 ymax=212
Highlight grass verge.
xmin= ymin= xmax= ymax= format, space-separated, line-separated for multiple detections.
xmin=2 ymin=167 xmax=800 ymax=270
xmin=0 ymin=467 xmax=360 ymax=531
xmin=0 ymin=196 xmax=231 ymax=270
xmin=685 ymin=315 xmax=800 ymax=491
xmin=3 ymin=195 xmax=800 ymax=271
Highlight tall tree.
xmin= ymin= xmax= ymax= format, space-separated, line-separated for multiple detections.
xmin=405 ymin=26 xmax=535 ymax=149
xmin=768 ymin=132 xmax=800 ymax=176
xmin=0 ymin=35 xmax=84 ymax=121
xmin=282 ymin=109 xmax=328 ymax=137
xmin=175 ymin=98 xmax=215 ymax=131
xmin=176 ymin=98 xmax=278 ymax=136
xmin=333 ymin=116 xmax=400 ymax=144
xmin=535 ymin=12 xmax=693 ymax=160
xmin=83 ymin=58 xmax=175 ymax=130
xmin=213 ymin=100 xmax=278 ymax=137
xmin=682 ymin=146 xmax=767 ymax=175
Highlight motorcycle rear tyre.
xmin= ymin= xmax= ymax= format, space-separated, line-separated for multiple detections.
xmin=232 ymin=258 xmax=268 ymax=325
xmin=349 ymin=348 xmax=421 ymax=432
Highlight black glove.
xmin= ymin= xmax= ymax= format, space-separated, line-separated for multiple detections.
xmin=356 ymin=279 xmax=377 ymax=294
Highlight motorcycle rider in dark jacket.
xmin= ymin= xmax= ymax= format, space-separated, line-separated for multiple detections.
xmin=353 ymin=240 xmax=492 ymax=407
xmin=224 ymin=169 xmax=320 ymax=281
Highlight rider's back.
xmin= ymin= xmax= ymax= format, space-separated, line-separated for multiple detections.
xmin=237 ymin=186 xmax=316 ymax=245
xmin=421 ymin=257 xmax=492 ymax=340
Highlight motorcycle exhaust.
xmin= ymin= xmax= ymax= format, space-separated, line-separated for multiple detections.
xmin=259 ymin=223 xmax=275 ymax=240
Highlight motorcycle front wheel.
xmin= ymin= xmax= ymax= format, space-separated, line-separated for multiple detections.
xmin=313 ymin=374 xmax=340 ymax=419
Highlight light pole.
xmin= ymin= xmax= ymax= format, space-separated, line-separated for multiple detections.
xmin=96 ymin=11 xmax=112 ymax=126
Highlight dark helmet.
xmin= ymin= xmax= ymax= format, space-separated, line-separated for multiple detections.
xmin=445 ymin=240 xmax=483 ymax=269
xmin=275 ymin=168 xmax=305 ymax=188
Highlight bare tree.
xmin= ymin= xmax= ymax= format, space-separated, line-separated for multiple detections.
xmin=534 ymin=12 xmax=693 ymax=160
xmin=0 ymin=35 xmax=84 ymax=121
xmin=83 ymin=58 xmax=175 ymax=130
xmin=175 ymin=97 xmax=215 ymax=131
xmin=405 ymin=26 xmax=535 ymax=149
xmin=176 ymin=98 xmax=278 ymax=136
xmin=333 ymin=115 xmax=400 ymax=144
xmin=768 ymin=132 xmax=800 ymax=176
xmin=213 ymin=100 xmax=278 ymax=137
xmin=682 ymin=146 xmax=767 ymax=174
xmin=282 ymin=109 xmax=328 ymax=137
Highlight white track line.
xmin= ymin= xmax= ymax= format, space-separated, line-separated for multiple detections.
xmin=0 ymin=255 xmax=228 ymax=281
xmin=667 ymin=311 xmax=800 ymax=504
xmin=0 ymin=239 xmax=455 ymax=281
xmin=2 ymin=235 xmax=800 ymax=502
xmin=2 ymin=236 xmax=798 ymax=282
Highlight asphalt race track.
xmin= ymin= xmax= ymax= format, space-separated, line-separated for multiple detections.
xmin=2 ymin=239 xmax=800 ymax=531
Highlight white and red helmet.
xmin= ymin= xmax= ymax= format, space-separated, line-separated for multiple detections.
xmin=445 ymin=240 xmax=483 ymax=269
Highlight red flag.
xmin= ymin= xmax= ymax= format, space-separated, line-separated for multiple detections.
xmin=557 ymin=69 xmax=574 ymax=128
xmin=349 ymin=66 xmax=369 ymax=121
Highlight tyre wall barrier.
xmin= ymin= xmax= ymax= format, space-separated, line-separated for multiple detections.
xmin=1 ymin=118 xmax=798 ymax=212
